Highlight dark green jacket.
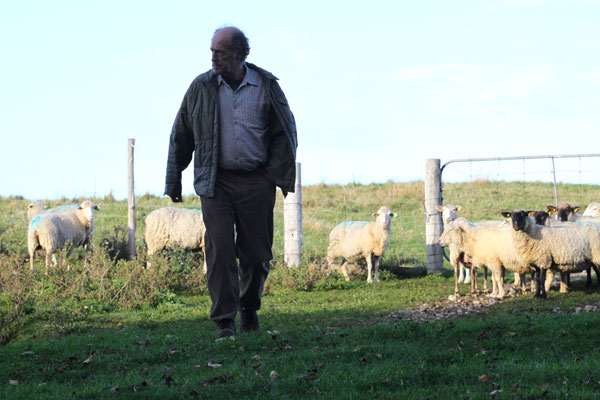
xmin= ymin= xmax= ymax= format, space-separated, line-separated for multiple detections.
xmin=164 ymin=63 xmax=298 ymax=198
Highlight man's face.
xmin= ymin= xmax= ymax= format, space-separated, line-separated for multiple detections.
xmin=211 ymin=30 xmax=243 ymax=79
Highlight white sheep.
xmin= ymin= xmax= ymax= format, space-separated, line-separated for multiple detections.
xmin=501 ymin=210 xmax=600 ymax=298
xmin=28 ymin=200 xmax=99 ymax=274
xmin=536 ymin=208 xmax=600 ymax=288
xmin=326 ymin=206 xmax=396 ymax=283
xmin=144 ymin=207 xmax=207 ymax=273
xmin=437 ymin=204 xmax=471 ymax=285
xmin=439 ymin=218 xmax=535 ymax=299
xmin=583 ymin=202 xmax=600 ymax=217
xmin=437 ymin=204 xmax=504 ymax=296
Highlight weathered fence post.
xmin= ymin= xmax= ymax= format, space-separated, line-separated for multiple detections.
xmin=127 ymin=138 xmax=136 ymax=260
xmin=425 ymin=158 xmax=443 ymax=274
xmin=284 ymin=162 xmax=302 ymax=267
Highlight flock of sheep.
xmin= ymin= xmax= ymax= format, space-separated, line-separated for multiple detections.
xmin=438 ymin=202 xmax=600 ymax=299
xmin=30 ymin=195 xmax=600 ymax=301
xmin=25 ymin=200 xmax=399 ymax=283
xmin=26 ymin=202 xmax=208 ymax=274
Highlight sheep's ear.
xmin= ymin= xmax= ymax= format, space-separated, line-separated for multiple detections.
xmin=436 ymin=206 xmax=443 ymax=212
xmin=372 ymin=212 xmax=379 ymax=217
xmin=547 ymin=205 xmax=557 ymax=212
xmin=94 ymin=205 xmax=100 ymax=211
xmin=574 ymin=206 xmax=581 ymax=213
xmin=500 ymin=211 xmax=511 ymax=218
xmin=527 ymin=210 xmax=535 ymax=216
xmin=28 ymin=203 xmax=34 ymax=209
xmin=390 ymin=213 xmax=397 ymax=218
xmin=547 ymin=209 xmax=554 ymax=216
xmin=455 ymin=205 xmax=462 ymax=211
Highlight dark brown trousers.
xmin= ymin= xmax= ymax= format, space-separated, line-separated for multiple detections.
xmin=200 ymin=169 xmax=275 ymax=323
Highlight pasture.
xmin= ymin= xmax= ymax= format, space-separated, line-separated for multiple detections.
xmin=2 ymin=181 xmax=600 ymax=399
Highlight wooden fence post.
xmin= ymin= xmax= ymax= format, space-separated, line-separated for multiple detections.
xmin=284 ymin=162 xmax=302 ymax=267
xmin=425 ymin=158 xmax=443 ymax=274
xmin=127 ymin=139 xmax=136 ymax=260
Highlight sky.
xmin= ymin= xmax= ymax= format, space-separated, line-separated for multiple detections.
xmin=1 ymin=0 xmax=599 ymax=200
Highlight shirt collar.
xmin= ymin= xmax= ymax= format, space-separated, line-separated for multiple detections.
xmin=217 ymin=63 xmax=259 ymax=87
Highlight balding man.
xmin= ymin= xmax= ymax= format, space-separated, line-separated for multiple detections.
xmin=165 ymin=26 xmax=298 ymax=339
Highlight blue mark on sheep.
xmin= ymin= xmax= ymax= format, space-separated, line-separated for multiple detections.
xmin=340 ymin=221 xmax=369 ymax=227
xmin=30 ymin=215 xmax=42 ymax=230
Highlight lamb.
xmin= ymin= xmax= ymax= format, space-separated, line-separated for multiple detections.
xmin=28 ymin=200 xmax=99 ymax=274
xmin=439 ymin=218 xmax=534 ymax=299
xmin=501 ymin=210 xmax=600 ymax=298
xmin=144 ymin=207 xmax=207 ymax=273
xmin=326 ymin=206 xmax=396 ymax=283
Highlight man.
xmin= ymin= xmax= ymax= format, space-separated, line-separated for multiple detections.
xmin=164 ymin=26 xmax=297 ymax=339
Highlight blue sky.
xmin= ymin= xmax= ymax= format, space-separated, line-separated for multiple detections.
xmin=1 ymin=0 xmax=599 ymax=200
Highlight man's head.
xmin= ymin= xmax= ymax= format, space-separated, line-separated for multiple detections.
xmin=211 ymin=26 xmax=250 ymax=79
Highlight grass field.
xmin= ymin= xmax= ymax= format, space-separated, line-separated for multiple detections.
xmin=2 ymin=180 xmax=600 ymax=399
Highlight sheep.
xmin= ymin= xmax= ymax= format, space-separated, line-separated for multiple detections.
xmin=436 ymin=204 xmax=471 ymax=285
xmin=583 ymin=202 xmax=600 ymax=217
xmin=548 ymin=203 xmax=600 ymax=223
xmin=28 ymin=200 xmax=99 ymax=274
xmin=144 ymin=207 xmax=207 ymax=273
xmin=542 ymin=205 xmax=600 ymax=287
xmin=500 ymin=210 xmax=600 ymax=298
xmin=326 ymin=206 xmax=396 ymax=283
xmin=437 ymin=204 xmax=505 ymax=296
xmin=439 ymin=218 xmax=535 ymax=299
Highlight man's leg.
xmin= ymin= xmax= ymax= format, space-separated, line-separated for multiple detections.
xmin=234 ymin=171 xmax=276 ymax=331
xmin=200 ymin=173 xmax=240 ymax=329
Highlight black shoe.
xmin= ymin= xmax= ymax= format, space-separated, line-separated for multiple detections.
xmin=216 ymin=319 xmax=235 ymax=340
xmin=240 ymin=310 xmax=259 ymax=333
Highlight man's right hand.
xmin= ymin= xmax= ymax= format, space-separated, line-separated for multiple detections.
xmin=169 ymin=194 xmax=183 ymax=203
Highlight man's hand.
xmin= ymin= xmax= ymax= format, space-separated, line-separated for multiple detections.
xmin=169 ymin=194 xmax=183 ymax=203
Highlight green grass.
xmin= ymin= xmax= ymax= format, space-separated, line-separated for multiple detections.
xmin=2 ymin=181 xmax=600 ymax=398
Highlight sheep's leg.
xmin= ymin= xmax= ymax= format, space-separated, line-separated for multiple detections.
xmin=559 ymin=272 xmax=569 ymax=294
xmin=544 ymin=269 xmax=554 ymax=293
xmin=453 ymin=258 xmax=460 ymax=297
xmin=463 ymin=265 xmax=471 ymax=284
xmin=458 ymin=262 xmax=465 ymax=283
xmin=482 ymin=267 xmax=489 ymax=292
xmin=513 ymin=271 xmax=521 ymax=287
xmin=585 ymin=268 xmax=592 ymax=287
xmin=471 ymin=267 xmax=478 ymax=294
xmin=488 ymin=267 xmax=498 ymax=298
xmin=366 ymin=255 xmax=374 ymax=283
xmin=373 ymin=255 xmax=381 ymax=283
xmin=29 ymin=251 xmax=35 ymax=270
xmin=594 ymin=265 xmax=600 ymax=286
xmin=340 ymin=260 xmax=350 ymax=282
xmin=535 ymin=268 xmax=548 ymax=299
xmin=491 ymin=266 xmax=505 ymax=299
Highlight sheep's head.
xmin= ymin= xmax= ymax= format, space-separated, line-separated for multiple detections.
xmin=436 ymin=204 xmax=461 ymax=225
xmin=531 ymin=210 xmax=550 ymax=226
xmin=500 ymin=210 xmax=532 ymax=232
xmin=438 ymin=222 xmax=463 ymax=247
xmin=550 ymin=203 xmax=580 ymax=222
xmin=372 ymin=206 xmax=396 ymax=228
xmin=78 ymin=200 xmax=100 ymax=223
xmin=583 ymin=202 xmax=600 ymax=217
